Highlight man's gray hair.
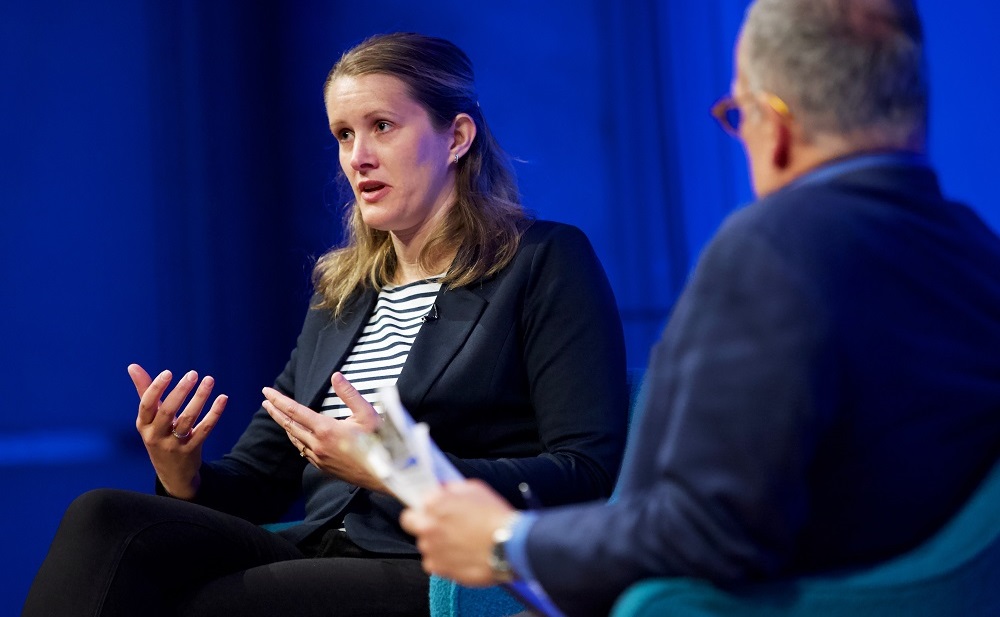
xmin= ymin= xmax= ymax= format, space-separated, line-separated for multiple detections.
xmin=742 ymin=0 xmax=927 ymax=145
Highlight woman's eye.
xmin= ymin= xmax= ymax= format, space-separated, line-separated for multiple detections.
xmin=336 ymin=130 xmax=352 ymax=142
xmin=376 ymin=121 xmax=391 ymax=132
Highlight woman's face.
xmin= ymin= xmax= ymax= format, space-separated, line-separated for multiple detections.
xmin=325 ymin=73 xmax=457 ymax=242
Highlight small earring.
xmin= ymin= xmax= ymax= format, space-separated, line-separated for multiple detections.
xmin=454 ymin=154 xmax=460 ymax=163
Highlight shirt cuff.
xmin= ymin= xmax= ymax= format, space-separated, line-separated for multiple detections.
xmin=505 ymin=511 xmax=538 ymax=581
xmin=504 ymin=512 xmax=566 ymax=617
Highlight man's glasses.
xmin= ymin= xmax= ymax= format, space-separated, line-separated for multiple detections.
xmin=711 ymin=92 xmax=791 ymax=137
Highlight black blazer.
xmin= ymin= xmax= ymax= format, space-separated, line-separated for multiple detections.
xmin=523 ymin=160 xmax=1000 ymax=616
xmin=188 ymin=220 xmax=628 ymax=552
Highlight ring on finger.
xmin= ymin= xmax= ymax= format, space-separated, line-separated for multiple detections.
xmin=171 ymin=418 xmax=192 ymax=440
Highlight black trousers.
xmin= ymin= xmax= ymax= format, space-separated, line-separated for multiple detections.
xmin=22 ymin=489 xmax=430 ymax=617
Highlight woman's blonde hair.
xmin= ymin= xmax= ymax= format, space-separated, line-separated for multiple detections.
xmin=314 ymin=33 xmax=526 ymax=316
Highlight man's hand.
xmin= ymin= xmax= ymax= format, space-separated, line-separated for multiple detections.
xmin=401 ymin=479 xmax=519 ymax=585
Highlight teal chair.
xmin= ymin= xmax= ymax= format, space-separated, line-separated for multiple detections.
xmin=611 ymin=455 xmax=1000 ymax=617
xmin=440 ymin=452 xmax=1000 ymax=617
xmin=433 ymin=422 xmax=1000 ymax=616
xmin=429 ymin=577 xmax=529 ymax=617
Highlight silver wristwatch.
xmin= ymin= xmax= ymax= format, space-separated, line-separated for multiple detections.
xmin=489 ymin=513 xmax=521 ymax=583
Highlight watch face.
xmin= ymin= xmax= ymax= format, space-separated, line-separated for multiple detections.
xmin=493 ymin=525 xmax=514 ymax=544
xmin=489 ymin=550 xmax=515 ymax=583
xmin=490 ymin=523 xmax=517 ymax=582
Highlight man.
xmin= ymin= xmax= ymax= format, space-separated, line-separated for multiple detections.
xmin=400 ymin=1 xmax=1000 ymax=615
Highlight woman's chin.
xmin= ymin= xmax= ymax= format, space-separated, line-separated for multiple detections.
xmin=358 ymin=206 xmax=396 ymax=232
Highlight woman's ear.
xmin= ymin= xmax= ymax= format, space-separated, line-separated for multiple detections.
xmin=449 ymin=113 xmax=477 ymax=161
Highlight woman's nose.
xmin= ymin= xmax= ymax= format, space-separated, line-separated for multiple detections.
xmin=350 ymin=137 xmax=377 ymax=171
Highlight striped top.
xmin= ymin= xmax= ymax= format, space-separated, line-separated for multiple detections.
xmin=319 ymin=277 xmax=442 ymax=418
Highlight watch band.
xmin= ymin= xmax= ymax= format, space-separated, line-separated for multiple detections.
xmin=489 ymin=512 xmax=522 ymax=583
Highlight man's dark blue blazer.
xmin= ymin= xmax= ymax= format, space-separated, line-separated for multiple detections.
xmin=523 ymin=157 xmax=1000 ymax=616
xmin=166 ymin=220 xmax=628 ymax=554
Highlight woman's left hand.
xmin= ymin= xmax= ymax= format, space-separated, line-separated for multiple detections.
xmin=262 ymin=372 xmax=387 ymax=492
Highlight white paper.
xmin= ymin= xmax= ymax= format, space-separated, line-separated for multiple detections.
xmin=348 ymin=385 xmax=462 ymax=507
xmin=354 ymin=385 xmax=563 ymax=617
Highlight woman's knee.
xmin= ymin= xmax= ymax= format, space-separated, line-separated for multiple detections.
xmin=67 ymin=488 xmax=135 ymax=518
xmin=62 ymin=488 xmax=160 ymax=537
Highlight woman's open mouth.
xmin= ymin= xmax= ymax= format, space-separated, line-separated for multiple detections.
xmin=358 ymin=180 xmax=390 ymax=202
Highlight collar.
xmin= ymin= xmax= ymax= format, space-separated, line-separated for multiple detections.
xmin=786 ymin=151 xmax=931 ymax=191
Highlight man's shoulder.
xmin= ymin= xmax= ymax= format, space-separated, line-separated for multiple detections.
xmin=718 ymin=171 xmax=912 ymax=255
xmin=733 ymin=180 xmax=858 ymax=229
xmin=699 ymin=178 xmax=894 ymax=291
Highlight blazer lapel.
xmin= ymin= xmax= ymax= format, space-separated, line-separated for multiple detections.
xmin=301 ymin=291 xmax=378 ymax=409
xmin=396 ymin=286 xmax=487 ymax=411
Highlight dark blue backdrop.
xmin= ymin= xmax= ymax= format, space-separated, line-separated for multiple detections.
xmin=2 ymin=1 xmax=997 ymax=612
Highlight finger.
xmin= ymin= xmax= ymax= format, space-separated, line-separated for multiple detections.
xmin=190 ymin=394 xmax=227 ymax=443
xmin=399 ymin=508 xmax=415 ymax=534
xmin=331 ymin=372 xmax=379 ymax=429
xmin=262 ymin=387 xmax=315 ymax=432
xmin=171 ymin=375 xmax=216 ymax=438
xmin=399 ymin=508 xmax=424 ymax=536
xmin=262 ymin=401 xmax=311 ymax=457
xmin=137 ymin=370 xmax=172 ymax=427
xmin=262 ymin=400 xmax=306 ymax=453
xmin=155 ymin=370 xmax=199 ymax=431
xmin=128 ymin=364 xmax=153 ymax=398
xmin=262 ymin=398 xmax=293 ymax=431
xmin=449 ymin=478 xmax=494 ymax=498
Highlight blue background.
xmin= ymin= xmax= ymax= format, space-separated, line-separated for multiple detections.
xmin=2 ymin=1 xmax=998 ymax=612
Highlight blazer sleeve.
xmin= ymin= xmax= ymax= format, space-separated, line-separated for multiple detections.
xmin=521 ymin=219 xmax=834 ymax=616
xmin=443 ymin=223 xmax=630 ymax=509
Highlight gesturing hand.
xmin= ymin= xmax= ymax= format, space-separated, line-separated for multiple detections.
xmin=128 ymin=364 xmax=228 ymax=500
xmin=262 ymin=372 xmax=386 ymax=492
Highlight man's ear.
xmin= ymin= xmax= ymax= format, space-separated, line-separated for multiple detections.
xmin=772 ymin=121 xmax=792 ymax=169
xmin=449 ymin=113 xmax=477 ymax=161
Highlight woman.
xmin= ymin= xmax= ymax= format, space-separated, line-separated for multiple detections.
xmin=23 ymin=33 xmax=627 ymax=617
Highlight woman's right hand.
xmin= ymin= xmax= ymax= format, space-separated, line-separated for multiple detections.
xmin=128 ymin=364 xmax=228 ymax=500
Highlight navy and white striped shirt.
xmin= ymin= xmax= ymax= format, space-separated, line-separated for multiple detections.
xmin=319 ymin=277 xmax=442 ymax=418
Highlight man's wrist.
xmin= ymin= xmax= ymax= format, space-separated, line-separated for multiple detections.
xmin=489 ymin=511 xmax=522 ymax=583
